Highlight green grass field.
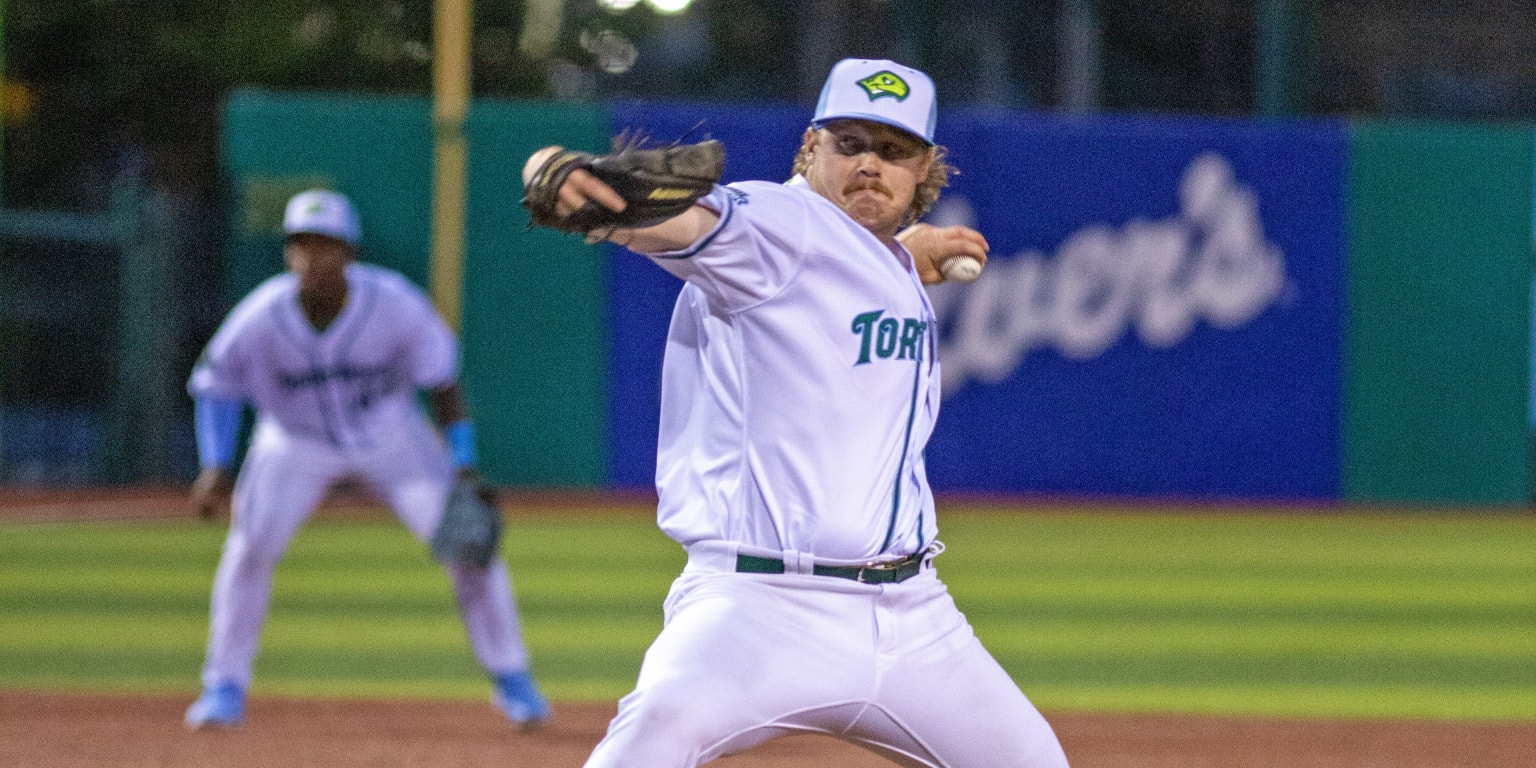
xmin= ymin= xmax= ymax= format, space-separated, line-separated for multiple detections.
xmin=3 ymin=505 xmax=1533 ymax=721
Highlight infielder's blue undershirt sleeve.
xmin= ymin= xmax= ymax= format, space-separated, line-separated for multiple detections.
xmin=194 ymin=396 xmax=244 ymax=470
xmin=444 ymin=419 xmax=477 ymax=469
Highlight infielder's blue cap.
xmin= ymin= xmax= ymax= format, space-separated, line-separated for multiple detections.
xmin=284 ymin=189 xmax=361 ymax=245
xmin=812 ymin=58 xmax=938 ymax=145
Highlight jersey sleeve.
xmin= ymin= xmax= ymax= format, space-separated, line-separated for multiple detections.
xmin=392 ymin=277 xmax=460 ymax=389
xmin=643 ymin=181 xmax=809 ymax=311
xmin=186 ymin=288 xmax=269 ymax=402
xmin=187 ymin=339 xmax=248 ymax=402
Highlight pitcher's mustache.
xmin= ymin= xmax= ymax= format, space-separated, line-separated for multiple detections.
xmin=843 ymin=182 xmax=892 ymax=197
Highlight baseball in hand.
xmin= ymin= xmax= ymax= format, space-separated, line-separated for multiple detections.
xmin=940 ymin=255 xmax=983 ymax=283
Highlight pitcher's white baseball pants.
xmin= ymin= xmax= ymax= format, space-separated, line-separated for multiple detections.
xmin=584 ymin=543 xmax=1070 ymax=767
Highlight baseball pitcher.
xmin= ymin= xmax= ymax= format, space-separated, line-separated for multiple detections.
xmin=521 ymin=59 xmax=1067 ymax=767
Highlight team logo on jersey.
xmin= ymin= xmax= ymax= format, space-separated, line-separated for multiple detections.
xmin=851 ymin=310 xmax=926 ymax=365
xmin=278 ymin=363 xmax=401 ymax=412
xmin=857 ymin=72 xmax=910 ymax=102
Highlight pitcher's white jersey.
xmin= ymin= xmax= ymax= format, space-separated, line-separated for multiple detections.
xmin=646 ymin=176 xmax=941 ymax=561
xmin=188 ymin=263 xmax=457 ymax=444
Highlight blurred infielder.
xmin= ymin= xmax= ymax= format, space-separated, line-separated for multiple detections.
xmin=520 ymin=59 xmax=1068 ymax=766
xmin=182 ymin=189 xmax=549 ymax=730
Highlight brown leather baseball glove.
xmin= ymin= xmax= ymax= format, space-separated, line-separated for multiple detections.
xmin=521 ymin=134 xmax=725 ymax=235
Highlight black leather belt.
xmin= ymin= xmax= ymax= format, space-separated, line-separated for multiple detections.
xmin=735 ymin=550 xmax=928 ymax=583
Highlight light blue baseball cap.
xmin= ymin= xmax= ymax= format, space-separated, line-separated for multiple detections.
xmin=283 ymin=189 xmax=361 ymax=245
xmin=812 ymin=58 xmax=938 ymax=145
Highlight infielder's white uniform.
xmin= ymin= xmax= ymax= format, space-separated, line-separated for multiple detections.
xmin=188 ymin=263 xmax=531 ymax=688
xmin=583 ymin=179 xmax=1069 ymax=767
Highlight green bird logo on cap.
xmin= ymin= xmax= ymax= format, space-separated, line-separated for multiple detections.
xmin=857 ymin=71 xmax=910 ymax=101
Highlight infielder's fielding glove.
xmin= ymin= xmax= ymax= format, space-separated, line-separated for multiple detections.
xmin=430 ymin=475 xmax=502 ymax=569
xmin=521 ymin=134 xmax=725 ymax=235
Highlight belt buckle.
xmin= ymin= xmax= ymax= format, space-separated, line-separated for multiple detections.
xmin=856 ymin=558 xmax=899 ymax=583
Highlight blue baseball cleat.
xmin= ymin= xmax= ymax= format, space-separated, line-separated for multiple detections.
xmin=492 ymin=670 xmax=551 ymax=728
xmin=184 ymin=681 xmax=246 ymax=730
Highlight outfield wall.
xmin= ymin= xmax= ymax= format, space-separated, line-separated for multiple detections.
xmin=220 ymin=89 xmax=1533 ymax=505
xmin=1343 ymin=123 xmax=1533 ymax=504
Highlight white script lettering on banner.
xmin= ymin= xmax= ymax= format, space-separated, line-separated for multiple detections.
xmin=927 ymin=152 xmax=1289 ymax=396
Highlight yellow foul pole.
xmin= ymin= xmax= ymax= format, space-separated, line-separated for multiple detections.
xmin=431 ymin=0 xmax=471 ymax=331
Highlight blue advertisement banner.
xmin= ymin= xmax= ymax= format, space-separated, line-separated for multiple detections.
xmin=606 ymin=103 xmax=1348 ymax=500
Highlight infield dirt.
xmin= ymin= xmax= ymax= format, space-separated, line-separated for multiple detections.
xmin=4 ymin=692 xmax=1533 ymax=768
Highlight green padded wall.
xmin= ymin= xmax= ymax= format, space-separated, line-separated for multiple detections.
xmin=223 ymin=89 xmax=433 ymax=295
xmin=220 ymin=90 xmax=609 ymax=487
xmin=1344 ymin=121 xmax=1533 ymax=504
xmin=461 ymin=101 xmax=610 ymax=486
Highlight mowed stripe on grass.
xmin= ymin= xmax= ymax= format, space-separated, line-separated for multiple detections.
xmin=2 ymin=504 xmax=1532 ymax=720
